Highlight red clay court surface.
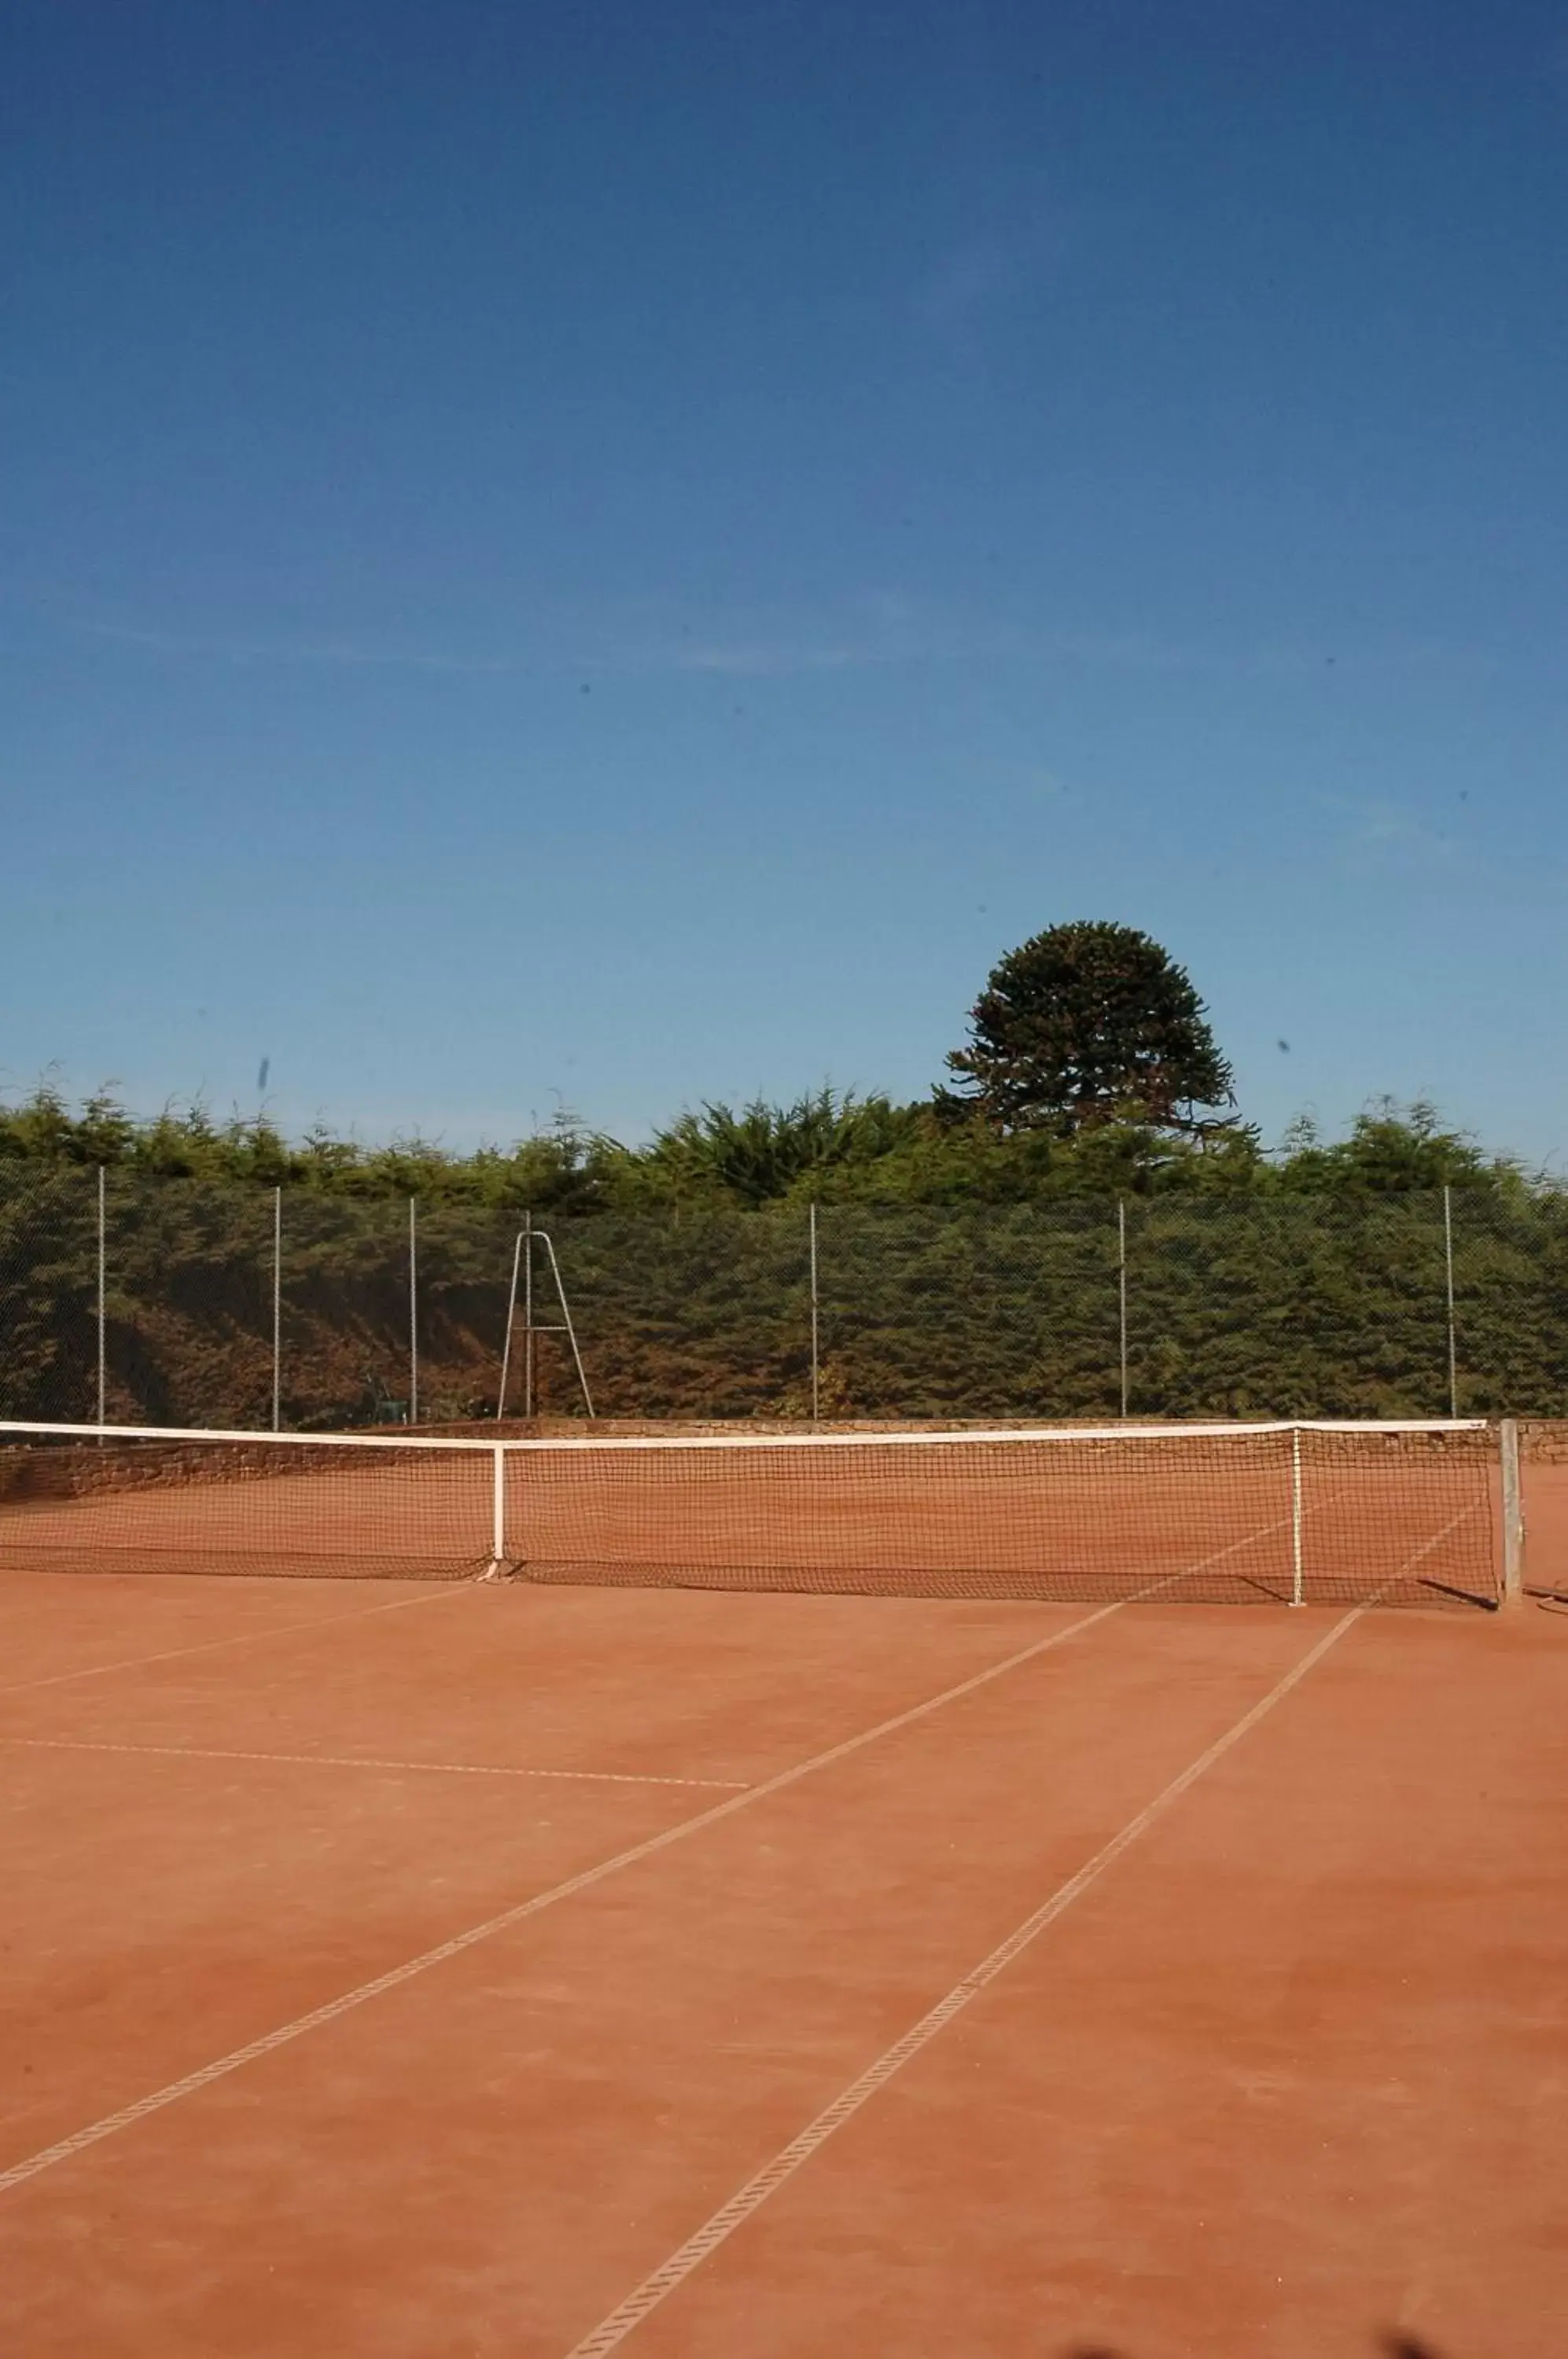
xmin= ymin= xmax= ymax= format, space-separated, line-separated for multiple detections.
xmin=2 ymin=1495 xmax=1566 ymax=2356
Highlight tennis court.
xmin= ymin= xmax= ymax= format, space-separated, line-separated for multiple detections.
xmin=2 ymin=1424 xmax=1566 ymax=2356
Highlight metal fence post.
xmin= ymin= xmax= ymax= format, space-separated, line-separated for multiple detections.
xmin=271 ymin=1186 xmax=283 ymax=1431
xmin=523 ymin=1209 xmax=535 ymax=1418
xmin=96 ymin=1162 xmax=107 ymax=1427
xmin=1443 ymin=1183 xmax=1458 ymax=1419
xmin=1117 ymin=1198 xmax=1128 ymax=1419
xmin=808 ymin=1201 xmax=820 ymax=1426
xmin=408 ymin=1196 xmax=418 ymax=1426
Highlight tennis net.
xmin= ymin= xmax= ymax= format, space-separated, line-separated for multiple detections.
xmin=0 ymin=1419 xmax=1507 ymax=1608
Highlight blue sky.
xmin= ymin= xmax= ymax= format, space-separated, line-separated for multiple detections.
xmin=5 ymin=0 xmax=1566 ymax=1164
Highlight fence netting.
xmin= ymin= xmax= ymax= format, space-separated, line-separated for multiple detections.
xmin=1 ymin=1172 xmax=1565 ymax=1428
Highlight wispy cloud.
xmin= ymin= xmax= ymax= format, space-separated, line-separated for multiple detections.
xmin=20 ymin=583 xmax=1522 ymax=690
xmin=57 ymin=604 xmax=1173 ymax=679
xmin=912 ymin=205 xmax=1066 ymax=365
xmin=57 ymin=613 xmax=530 ymax=675
xmin=650 ymin=639 xmax=867 ymax=679
xmin=1315 ymin=791 xmax=1463 ymax=874
xmin=31 ymin=589 xmax=889 ymax=682
xmin=628 ymin=591 xmax=939 ymax=679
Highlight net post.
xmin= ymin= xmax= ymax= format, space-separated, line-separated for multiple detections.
xmin=1290 ymin=1426 xmax=1305 ymax=1606
xmin=271 ymin=1185 xmax=282 ymax=1433
xmin=808 ymin=1201 xmax=820 ymax=1429
xmin=488 ymin=1441 xmax=507 ymax=1577
xmin=408 ymin=1196 xmax=418 ymax=1427
xmin=95 ymin=1162 xmax=107 ymax=1430
xmin=1499 ymin=1418 xmax=1523 ymax=1606
xmin=1443 ymin=1184 xmax=1458 ymax=1419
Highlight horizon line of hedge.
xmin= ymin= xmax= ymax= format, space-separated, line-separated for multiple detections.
xmin=1 ymin=1080 xmax=1554 ymax=1212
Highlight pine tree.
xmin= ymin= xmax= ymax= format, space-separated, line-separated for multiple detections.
xmin=944 ymin=921 xmax=1235 ymax=1133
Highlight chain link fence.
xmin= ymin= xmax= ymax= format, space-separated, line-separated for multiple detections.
xmin=2 ymin=1169 xmax=1566 ymax=1428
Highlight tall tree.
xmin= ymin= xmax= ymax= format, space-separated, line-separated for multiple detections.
xmin=944 ymin=921 xmax=1235 ymax=1133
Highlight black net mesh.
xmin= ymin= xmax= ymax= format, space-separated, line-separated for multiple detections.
xmin=0 ymin=1422 xmax=1499 ymax=1607
xmin=0 ymin=1431 xmax=492 ymax=1579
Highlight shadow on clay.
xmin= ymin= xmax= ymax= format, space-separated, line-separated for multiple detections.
xmin=1064 ymin=2337 xmax=1450 ymax=2358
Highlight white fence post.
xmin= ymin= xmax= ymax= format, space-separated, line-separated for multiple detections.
xmin=96 ymin=1163 xmax=107 ymax=1427
xmin=1117 ymin=1198 xmax=1128 ymax=1419
xmin=1443 ymin=1184 xmax=1458 ymax=1420
xmin=408 ymin=1197 xmax=418 ymax=1426
xmin=523 ymin=1209 xmax=535 ymax=1418
xmin=271 ymin=1186 xmax=282 ymax=1432
xmin=809 ymin=1202 xmax=820 ymax=1426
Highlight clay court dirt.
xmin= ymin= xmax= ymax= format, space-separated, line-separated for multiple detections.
xmin=2 ymin=1474 xmax=1566 ymax=2359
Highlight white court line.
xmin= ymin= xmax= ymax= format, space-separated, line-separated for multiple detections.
xmin=1353 ymin=1502 xmax=1494 ymax=1609
xmin=561 ymin=1607 xmax=1364 ymax=2359
xmin=0 ymin=1596 xmax=1129 ymax=2198
xmin=0 ymin=1581 xmax=471 ymax=1698
xmin=0 ymin=1735 xmax=746 ymax=1791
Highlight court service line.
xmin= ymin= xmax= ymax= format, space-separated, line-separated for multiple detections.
xmin=0 ymin=1735 xmax=746 ymax=1791
xmin=0 ymin=1597 xmax=1129 ymax=2198
xmin=561 ymin=1606 xmax=1364 ymax=2359
xmin=0 ymin=1581 xmax=473 ymax=1698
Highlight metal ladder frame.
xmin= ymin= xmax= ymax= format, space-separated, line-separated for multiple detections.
xmin=495 ymin=1215 xmax=594 ymax=1419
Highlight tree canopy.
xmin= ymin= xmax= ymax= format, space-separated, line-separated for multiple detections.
xmin=631 ymin=1091 xmax=921 ymax=1208
xmin=944 ymin=921 xmax=1235 ymax=1135
xmin=0 ymin=1076 xmax=1534 ymax=1212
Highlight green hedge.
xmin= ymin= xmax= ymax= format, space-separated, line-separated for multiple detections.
xmin=4 ymin=1174 xmax=1564 ymax=1428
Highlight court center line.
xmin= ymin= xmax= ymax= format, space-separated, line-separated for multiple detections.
xmin=0 ymin=1581 xmax=474 ymax=1698
xmin=0 ymin=1596 xmax=1130 ymax=2199
xmin=561 ymin=1606 xmax=1364 ymax=2359
xmin=0 ymin=1735 xmax=746 ymax=1791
